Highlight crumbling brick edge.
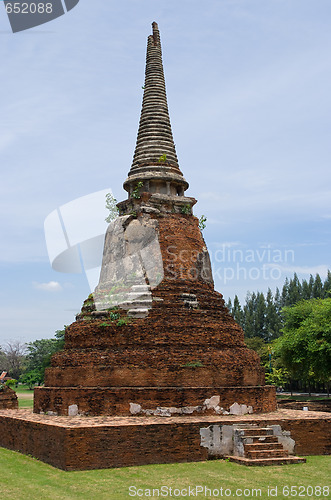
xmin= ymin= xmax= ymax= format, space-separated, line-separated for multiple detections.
xmin=0 ymin=410 xmax=329 ymax=470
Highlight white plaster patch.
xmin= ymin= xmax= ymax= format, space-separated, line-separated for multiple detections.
xmin=129 ymin=403 xmax=142 ymax=415
xmin=271 ymin=425 xmax=295 ymax=454
xmin=204 ymin=395 xmax=220 ymax=409
xmin=200 ymin=425 xmax=234 ymax=456
xmin=68 ymin=404 xmax=78 ymax=416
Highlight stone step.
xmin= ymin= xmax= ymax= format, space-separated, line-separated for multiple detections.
xmin=243 ymin=435 xmax=279 ymax=444
xmin=227 ymin=456 xmax=307 ymax=467
xmin=125 ymin=293 xmax=152 ymax=301
xmin=121 ymin=300 xmax=152 ymax=309
xmin=244 ymin=443 xmax=283 ymax=452
xmin=243 ymin=427 xmax=273 ymax=436
xmin=127 ymin=308 xmax=149 ymax=318
xmin=131 ymin=285 xmax=151 ymax=292
xmin=246 ymin=449 xmax=288 ymax=459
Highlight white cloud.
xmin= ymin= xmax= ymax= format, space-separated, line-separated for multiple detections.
xmin=33 ymin=281 xmax=62 ymax=292
xmin=264 ymin=264 xmax=329 ymax=279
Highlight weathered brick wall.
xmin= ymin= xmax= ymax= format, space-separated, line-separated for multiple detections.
xmin=0 ymin=410 xmax=329 ymax=471
xmin=0 ymin=413 xmax=65 ymax=468
xmin=64 ymin=421 xmax=209 ymax=470
xmin=0 ymin=386 xmax=18 ymax=409
xmin=34 ymin=385 xmax=277 ymax=416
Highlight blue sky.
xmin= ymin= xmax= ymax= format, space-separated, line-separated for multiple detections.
xmin=0 ymin=0 xmax=330 ymax=345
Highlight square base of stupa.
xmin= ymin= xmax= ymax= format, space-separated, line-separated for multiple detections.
xmin=0 ymin=408 xmax=329 ymax=470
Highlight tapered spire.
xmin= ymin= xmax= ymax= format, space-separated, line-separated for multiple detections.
xmin=131 ymin=22 xmax=179 ymax=169
xmin=122 ymin=22 xmax=190 ymax=201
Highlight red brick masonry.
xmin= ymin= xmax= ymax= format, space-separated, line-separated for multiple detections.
xmin=37 ymin=214 xmax=276 ymax=416
xmin=0 ymin=386 xmax=18 ymax=410
xmin=0 ymin=409 xmax=329 ymax=470
xmin=34 ymin=385 xmax=276 ymax=416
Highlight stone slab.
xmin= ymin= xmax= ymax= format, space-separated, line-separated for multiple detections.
xmin=227 ymin=456 xmax=307 ymax=466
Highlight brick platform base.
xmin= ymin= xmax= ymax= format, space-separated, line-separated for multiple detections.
xmin=34 ymin=385 xmax=276 ymax=416
xmin=0 ymin=409 xmax=329 ymax=470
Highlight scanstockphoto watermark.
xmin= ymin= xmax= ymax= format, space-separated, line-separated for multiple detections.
xmin=128 ymin=485 xmax=264 ymax=497
xmin=211 ymin=244 xmax=295 ymax=284
xmin=128 ymin=485 xmax=330 ymax=497
xmin=2 ymin=0 xmax=79 ymax=33
xmin=165 ymin=244 xmax=295 ymax=284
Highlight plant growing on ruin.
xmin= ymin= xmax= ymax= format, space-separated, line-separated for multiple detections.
xmin=131 ymin=182 xmax=144 ymax=199
xmin=117 ymin=318 xmax=129 ymax=327
xmin=109 ymin=311 xmax=120 ymax=321
xmin=158 ymin=154 xmax=167 ymax=163
xmin=181 ymin=360 xmax=203 ymax=368
xmin=181 ymin=204 xmax=191 ymax=215
xmin=105 ymin=193 xmax=119 ymax=223
xmin=199 ymin=215 xmax=207 ymax=230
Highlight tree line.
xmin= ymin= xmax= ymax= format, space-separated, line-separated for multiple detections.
xmin=0 ymin=329 xmax=65 ymax=389
xmin=227 ymin=271 xmax=331 ymax=394
xmin=226 ymin=271 xmax=331 ymax=341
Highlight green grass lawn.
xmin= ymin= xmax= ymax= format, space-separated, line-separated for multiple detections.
xmin=277 ymin=395 xmax=330 ymax=401
xmin=14 ymin=385 xmax=34 ymax=409
xmin=0 ymin=449 xmax=329 ymax=500
xmin=14 ymin=384 xmax=33 ymax=393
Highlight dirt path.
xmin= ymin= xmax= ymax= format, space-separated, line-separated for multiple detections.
xmin=17 ymin=392 xmax=34 ymax=400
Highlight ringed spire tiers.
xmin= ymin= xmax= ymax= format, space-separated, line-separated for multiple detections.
xmin=120 ymin=22 xmax=195 ymax=215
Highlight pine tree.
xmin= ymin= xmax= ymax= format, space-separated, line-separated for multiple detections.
xmin=312 ymin=273 xmax=323 ymax=298
xmin=323 ymin=270 xmax=331 ymax=298
xmin=301 ymin=279 xmax=311 ymax=300
xmin=281 ymin=277 xmax=290 ymax=307
xmin=287 ymin=272 xmax=302 ymax=304
xmin=274 ymin=287 xmax=281 ymax=315
xmin=255 ymin=292 xmax=267 ymax=340
xmin=232 ymin=295 xmax=244 ymax=327
xmin=265 ymin=288 xmax=282 ymax=341
xmin=308 ymin=274 xmax=315 ymax=297
xmin=243 ymin=292 xmax=256 ymax=338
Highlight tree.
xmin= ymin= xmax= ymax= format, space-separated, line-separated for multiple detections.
xmin=226 ymin=298 xmax=232 ymax=313
xmin=287 ymin=273 xmax=302 ymax=304
xmin=0 ymin=341 xmax=26 ymax=380
xmin=301 ymin=279 xmax=311 ymax=300
xmin=243 ymin=292 xmax=256 ymax=338
xmin=20 ymin=369 xmax=42 ymax=390
xmin=245 ymin=337 xmax=269 ymax=366
xmin=232 ymin=295 xmax=244 ymax=326
xmin=281 ymin=277 xmax=290 ymax=307
xmin=255 ymin=292 xmax=267 ymax=340
xmin=312 ymin=273 xmax=323 ymax=299
xmin=24 ymin=328 xmax=66 ymax=383
xmin=265 ymin=288 xmax=282 ymax=341
xmin=323 ymin=270 xmax=331 ymax=298
xmin=274 ymin=298 xmax=331 ymax=394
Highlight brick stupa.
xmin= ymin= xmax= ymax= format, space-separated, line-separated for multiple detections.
xmin=34 ymin=23 xmax=276 ymax=417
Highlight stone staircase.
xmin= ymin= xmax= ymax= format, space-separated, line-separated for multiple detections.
xmin=123 ymin=284 xmax=152 ymax=318
xmin=227 ymin=425 xmax=306 ymax=466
